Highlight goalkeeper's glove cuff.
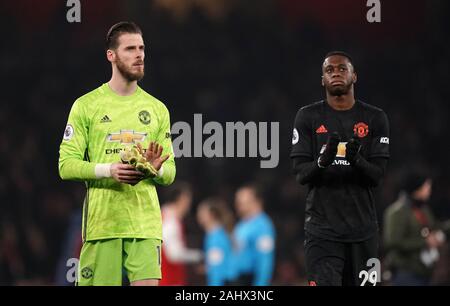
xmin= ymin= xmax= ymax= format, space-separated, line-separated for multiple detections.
xmin=95 ymin=163 xmax=112 ymax=178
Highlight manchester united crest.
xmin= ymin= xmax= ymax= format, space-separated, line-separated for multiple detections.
xmin=138 ymin=110 xmax=151 ymax=125
xmin=353 ymin=122 xmax=369 ymax=138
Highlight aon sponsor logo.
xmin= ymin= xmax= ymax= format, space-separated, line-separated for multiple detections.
xmin=380 ymin=137 xmax=389 ymax=144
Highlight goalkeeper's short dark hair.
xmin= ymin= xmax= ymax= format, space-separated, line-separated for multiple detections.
xmin=106 ymin=21 xmax=142 ymax=50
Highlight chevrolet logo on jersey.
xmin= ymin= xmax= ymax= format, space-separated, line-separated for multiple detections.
xmin=107 ymin=130 xmax=147 ymax=144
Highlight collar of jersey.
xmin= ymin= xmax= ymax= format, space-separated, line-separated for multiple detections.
xmin=103 ymin=83 xmax=142 ymax=102
xmin=324 ymin=99 xmax=359 ymax=114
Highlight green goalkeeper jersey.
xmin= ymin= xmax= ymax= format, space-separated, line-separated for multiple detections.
xmin=59 ymin=83 xmax=176 ymax=241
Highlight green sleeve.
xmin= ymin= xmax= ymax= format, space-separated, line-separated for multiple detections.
xmin=153 ymin=104 xmax=176 ymax=186
xmin=58 ymin=99 xmax=97 ymax=181
xmin=383 ymin=207 xmax=427 ymax=253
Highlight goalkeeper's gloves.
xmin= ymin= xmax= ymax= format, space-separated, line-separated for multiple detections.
xmin=120 ymin=146 xmax=158 ymax=178
xmin=318 ymin=132 xmax=340 ymax=168
xmin=120 ymin=146 xmax=140 ymax=164
xmin=345 ymin=136 xmax=362 ymax=165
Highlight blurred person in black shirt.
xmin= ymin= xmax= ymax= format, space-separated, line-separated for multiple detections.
xmin=384 ymin=169 xmax=450 ymax=286
xmin=290 ymin=51 xmax=390 ymax=286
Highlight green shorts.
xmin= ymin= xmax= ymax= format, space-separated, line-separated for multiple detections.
xmin=77 ymin=238 xmax=161 ymax=286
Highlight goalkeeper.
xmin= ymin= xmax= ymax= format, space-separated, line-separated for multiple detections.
xmin=58 ymin=22 xmax=176 ymax=286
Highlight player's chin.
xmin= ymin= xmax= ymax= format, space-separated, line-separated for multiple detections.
xmin=328 ymin=85 xmax=348 ymax=96
xmin=133 ymin=72 xmax=145 ymax=81
xmin=127 ymin=68 xmax=145 ymax=81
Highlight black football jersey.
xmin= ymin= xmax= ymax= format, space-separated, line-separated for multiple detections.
xmin=290 ymin=100 xmax=390 ymax=241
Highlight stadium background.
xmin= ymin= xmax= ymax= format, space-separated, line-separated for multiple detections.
xmin=0 ymin=0 xmax=449 ymax=285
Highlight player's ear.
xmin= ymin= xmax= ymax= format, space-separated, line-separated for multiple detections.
xmin=352 ymin=71 xmax=357 ymax=84
xmin=106 ymin=49 xmax=115 ymax=63
xmin=321 ymin=75 xmax=325 ymax=87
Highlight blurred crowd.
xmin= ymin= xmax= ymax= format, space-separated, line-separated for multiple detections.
xmin=1 ymin=0 xmax=450 ymax=285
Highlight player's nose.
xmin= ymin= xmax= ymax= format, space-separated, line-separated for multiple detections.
xmin=331 ymin=70 xmax=342 ymax=78
xmin=135 ymin=50 xmax=144 ymax=59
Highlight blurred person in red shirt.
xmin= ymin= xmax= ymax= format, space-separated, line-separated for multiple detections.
xmin=160 ymin=182 xmax=202 ymax=285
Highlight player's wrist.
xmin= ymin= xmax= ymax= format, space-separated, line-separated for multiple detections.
xmin=355 ymin=154 xmax=364 ymax=166
xmin=95 ymin=163 xmax=112 ymax=178
xmin=318 ymin=151 xmax=336 ymax=168
xmin=348 ymin=151 xmax=360 ymax=165
xmin=157 ymin=165 xmax=164 ymax=177
xmin=144 ymin=165 xmax=164 ymax=180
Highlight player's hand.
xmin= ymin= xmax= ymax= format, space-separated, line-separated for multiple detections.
xmin=345 ymin=136 xmax=362 ymax=165
xmin=110 ymin=163 xmax=144 ymax=185
xmin=318 ymin=132 xmax=340 ymax=168
xmin=137 ymin=142 xmax=170 ymax=171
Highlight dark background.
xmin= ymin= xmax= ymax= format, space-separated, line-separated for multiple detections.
xmin=0 ymin=0 xmax=449 ymax=285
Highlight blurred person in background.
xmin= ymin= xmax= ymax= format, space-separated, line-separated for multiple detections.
xmin=160 ymin=182 xmax=203 ymax=286
xmin=383 ymin=168 xmax=450 ymax=286
xmin=54 ymin=209 xmax=83 ymax=286
xmin=291 ymin=51 xmax=390 ymax=286
xmin=0 ymin=220 xmax=25 ymax=284
xmin=229 ymin=183 xmax=275 ymax=286
xmin=197 ymin=197 xmax=235 ymax=286
xmin=58 ymin=21 xmax=176 ymax=286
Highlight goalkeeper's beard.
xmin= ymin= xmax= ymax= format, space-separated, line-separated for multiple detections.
xmin=116 ymin=56 xmax=145 ymax=82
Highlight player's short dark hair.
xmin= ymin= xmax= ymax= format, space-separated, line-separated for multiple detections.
xmin=106 ymin=21 xmax=142 ymax=50
xmin=324 ymin=51 xmax=355 ymax=70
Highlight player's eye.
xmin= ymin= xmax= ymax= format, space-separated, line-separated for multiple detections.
xmin=340 ymin=67 xmax=347 ymax=72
